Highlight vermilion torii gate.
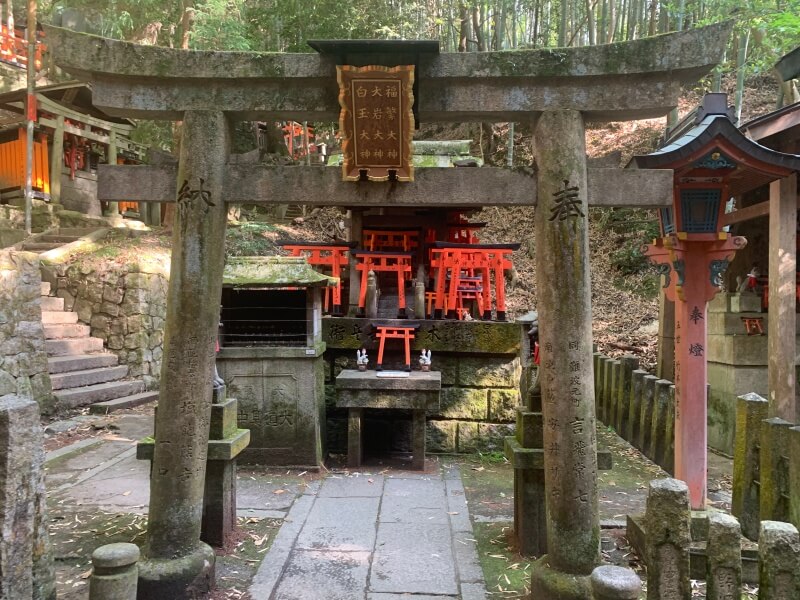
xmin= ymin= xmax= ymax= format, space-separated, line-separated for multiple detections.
xmin=46 ymin=22 xmax=730 ymax=600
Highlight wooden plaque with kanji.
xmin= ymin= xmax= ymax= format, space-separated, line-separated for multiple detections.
xmin=337 ymin=64 xmax=415 ymax=182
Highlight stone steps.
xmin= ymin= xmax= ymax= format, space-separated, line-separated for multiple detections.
xmin=89 ymin=391 xmax=159 ymax=415
xmin=50 ymin=364 xmax=129 ymax=391
xmin=48 ymin=353 xmax=119 ymax=374
xmin=40 ymin=262 xmax=155 ymax=414
xmin=39 ymin=234 xmax=81 ymax=244
xmin=46 ymin=336 xmax=105 ymax=356
xmin=43 ymin=323 xmax=91 ymax=339
xmin=53 ymin=380 xmax=145 ymax=409
xmin=40 ymin=296 xmax=65 ymax=311
xmin=42 ymin=310 xmax=79 ymax=324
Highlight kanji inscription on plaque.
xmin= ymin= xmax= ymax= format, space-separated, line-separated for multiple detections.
xmin=337 ymin=64 xmax=414 ymax=182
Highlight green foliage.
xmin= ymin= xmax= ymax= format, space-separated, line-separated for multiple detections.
xmin=225 ymin=222 xmax=280 ymax=257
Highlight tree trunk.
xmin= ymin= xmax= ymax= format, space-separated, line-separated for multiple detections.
xmin=458 ymin=2 xmax=469 ymax=51
xmin=473 ymin=6 xmax=485 ymax=50
xmin=585 ymin=0 xmax=595 ymax=45
xmin=558 ymin=0 xmax=567 ymax=46
xmin=734 ymin=30 xmax=749 ymax=126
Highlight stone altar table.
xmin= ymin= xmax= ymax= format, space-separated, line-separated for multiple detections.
xmin=336 ymin=370 xmax=441 ymax=469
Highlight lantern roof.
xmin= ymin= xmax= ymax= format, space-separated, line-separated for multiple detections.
xmin=629 ymin=94 xmax=800 ymax=196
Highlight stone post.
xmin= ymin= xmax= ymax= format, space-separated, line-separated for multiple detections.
xmin=790 ymin=426 xmax=800 ymax=531
xmin=628 ymin=370 xmax=646 ymax=444
xmin=414 ymin=279 xmax=425 ymax=318
xmin=529 ymin=110 xmax=599 ymax=598
xmin=616 ymin=356 xmax=637 ymax=437
xmin=637 ymin=375 xmax=658 ymax=452
xmin=366 ymin=270 xmax=378 ymax=319
xmin=138 ymin=111 xmax=231 ymax=599
xmin=758 ymin=521 xmax=800 ymax=600
xmin=608 ymin=359 xmax=620 ymax=431
xmin=645 ymin=478 xmax=691 ymax=600
xmin=662 ymin=385 xmax=675 ymax=474
xmin=706 ymin=513 xmax=741 ymax=600
xmin=648 ymin=380 xmax=671 ymax=465
xmin=656 ymin=284 xmax=675 ymax=381
xmin=347 ymin=209 xmax=363 ymax=316
xmin=760 ymin=417 xmax=793 ymax=523
xmin=90 ymin=543 xmax=139 ymax=600
xmin=768 ymin=173 xmax=798 ymax=423
xmin=731 ymin=392 xmax=768 ymax=540
xmin=597 ymin=357 xmax=609 ymax=423
xmin=0 ymin=395 xmax=56 ymax=600
xmin=589 ymin=565 xmax=640 ymax=600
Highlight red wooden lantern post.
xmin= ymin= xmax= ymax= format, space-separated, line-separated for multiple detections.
xmin=645 ymin=231 xmax=745 ymax=508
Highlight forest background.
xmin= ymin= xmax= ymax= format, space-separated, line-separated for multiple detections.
xmin=7 ymin=0 xmax=799 ymax=364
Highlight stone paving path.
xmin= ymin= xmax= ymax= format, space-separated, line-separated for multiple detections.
xmin=250 ymin=467 xmax=487 ymax=600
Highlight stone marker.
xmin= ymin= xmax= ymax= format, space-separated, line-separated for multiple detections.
xmin=645 ymin=478 xmax=691 ymax=600
xmin=759 ymin=417 xmax=793 ymax=523
xmin=790 ymin=426 xmax=800 ymax=531
xmin=706 ymin=512 xmax=741 ymax=600
xmin=366 ymin=270 xmax=378 ymax=319
xmin=0 ymin=395 xmax=56 ymax=600
xmin=628 ymin=369 xmax=647 ymax=443
xmin=649 ymin=380 xmax=671 ymax=467
xmin=731 ymin=392 xmax=768 ymax=540
xmin=589 ymin=565 xmax=641 ymax=600
xmin=90 ymin=543 xmax=140 ymax=600
xmin=758 ymin=520 xmax=800 ymax=600
xmin=138 ymin=111 xmax=231 ymax=598
xmin=529 ymin=110 xmax=599 ymax=599
xmin=616 ymin=356 xmax=638 ymax=436
xmin=637 ymin=375 xmax=658 ymax=453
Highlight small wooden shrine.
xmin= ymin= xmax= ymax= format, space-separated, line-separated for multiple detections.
xmin=0 ymin=81 xmax=146 ymax=215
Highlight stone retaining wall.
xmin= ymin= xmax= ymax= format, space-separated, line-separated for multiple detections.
xmin=323 ymin=318 xmax=523 ymax=454
xmin=47 ymin=259 xmax=168 ymax=389
xmin=0 ymin=251 xmax=53 ymax=413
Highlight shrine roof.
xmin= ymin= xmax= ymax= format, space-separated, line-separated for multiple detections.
xmin=740 ymin=100 xmax=800 ymax=145
xmin=223 ymin=256 xmax=336 ymax=288
xmin=629 ymin=94 xmax=800 ymax=195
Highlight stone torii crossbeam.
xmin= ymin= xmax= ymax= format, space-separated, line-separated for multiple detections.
xmin=45 ymin=21 xmax=731 ymax=600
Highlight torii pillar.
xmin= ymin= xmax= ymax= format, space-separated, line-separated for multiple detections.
xmin=645 ymin=233 xmax=745 ymax=509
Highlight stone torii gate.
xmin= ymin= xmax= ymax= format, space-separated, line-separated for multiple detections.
xmin=46 ymin=22 xmax=730 ymax=600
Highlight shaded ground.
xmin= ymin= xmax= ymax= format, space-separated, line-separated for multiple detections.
xmin=43 ymin=405 xmax=735 ymax=599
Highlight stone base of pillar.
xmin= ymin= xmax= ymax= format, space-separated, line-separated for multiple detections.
xmin=529 ymin=555 xmax=593 ymax=600
xmin=136 ymin=542 xmax=215 ymax=600
xmin=201 ymin=460 xmax=237 ymax=548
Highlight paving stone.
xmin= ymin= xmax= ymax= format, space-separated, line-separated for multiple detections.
xmin=445 ymin=477 xmax=472 ymax=533
xmin=452 ymin=531 xmax=484 ymax=584
xmin=236 ymin=476 xmax=304 ymax=511
xmin=461 ymin=582 xmax=489 ymax=600
xmin=273 ymin=550 xmax=370 ymax=600
xmin=319 ymin=474 xmax=385 ymax=497
xmin=380 ymin=478 xmax=448 ymax=524
xmin=370 ymin=522 xmax=458 ymax=595
xmin=368 ymin=594 xmax=457 ymax=599
xmin=296 ymin=496 xmax=380 ymax=551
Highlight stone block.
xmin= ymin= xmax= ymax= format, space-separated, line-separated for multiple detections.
xmin=436 ymin=387 xmax=488 ymax=420
xmin=488 ymin=388 xmax=520 ymax=422
xmin=616 ymin=355 xmax=638 ymax=437
xmin=426 ymin=420 xmax=456 ymax=453
xmin=456 ymin=421 xmax=481 ymax=452
xmin=476 ymin=423 xmax=514 ymax=453
xmin=648 ymin=380 xmax=671 ymax=465
xmin=608 ymin=359 xmax=620 ymax=431
xmin=731 ymin=392 xmax=768 ymax=541
xmin=645 ymin=478 xmax=691 ymax=600
xmin=432 ymin=355 xmax=457 ymax=385
xmin=729 ymin=292 xmax=762 ymax=313
xmin=706 ymin=513 xmax=742 ymax=600
xmin=758 ymin=521 xmax=800 ymax=600
xmin=590 ymin=565 xmax=641 ymax=600
xmin=515 ymin=409 xmax=543 ymax=448
xmin=103 ymin=284 xmax=124 ymax=304
xmin=90 ymin=543 xmax=139 ymax=600
xmin=457 ymin=356 xmax=521 ymax=388
xmin=0 ymin=395 xmax=56 ymax=600
xmin=628 ymin=370 xmax=647 ymax=446
xmin=760 ymin=417 xmax=793 ymax=524
xmin=790 ymin=427 xmax=800 ymax=532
